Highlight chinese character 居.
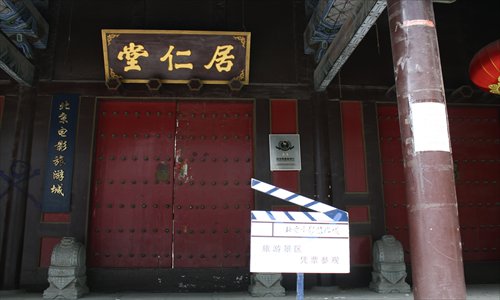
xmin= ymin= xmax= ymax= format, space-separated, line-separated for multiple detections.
xmin=204 ymin=45 xmax=235 ymax=72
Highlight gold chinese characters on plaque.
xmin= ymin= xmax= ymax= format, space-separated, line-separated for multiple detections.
xmin=102 ymin=29 xmax=251 ymax=85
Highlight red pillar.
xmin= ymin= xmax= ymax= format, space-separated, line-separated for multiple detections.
xmin=386 ymin=0 xmax=466 ymax=299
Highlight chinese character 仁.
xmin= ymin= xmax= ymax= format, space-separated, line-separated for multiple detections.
xmin=160 ymin=45 xmax=194 ymax=71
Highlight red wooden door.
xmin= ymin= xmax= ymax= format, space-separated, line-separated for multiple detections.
xmin=88 ymin=101 xmax=177 ymax=267
xmin=173 ymin=102 xmax=254 ymax=267
xmin=88 ymin=100 xmax=254 ymax=268
xmin=378 ymin=104 xmax=500 ymax=262
xmin=449 ymin=107 xmax=500 ymax=261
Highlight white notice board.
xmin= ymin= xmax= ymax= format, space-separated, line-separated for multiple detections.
xmin=250 ymin=211 xmax=350 ymax=273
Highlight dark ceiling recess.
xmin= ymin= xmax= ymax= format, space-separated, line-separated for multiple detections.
xmin=0 ymin=0 xmax=499 ymax=104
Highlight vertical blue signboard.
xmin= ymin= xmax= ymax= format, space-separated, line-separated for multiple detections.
xmin=42 ymin=94 xmax=79 ymax=212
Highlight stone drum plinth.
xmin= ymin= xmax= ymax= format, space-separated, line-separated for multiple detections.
xmin=369 ymin=235 xmax=411 ymax=293
xmin=43 ymin=237 xmax=89 ymax=299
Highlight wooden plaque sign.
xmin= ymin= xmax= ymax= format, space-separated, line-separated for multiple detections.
xmin=102 ymin=29 xmax=251 ymax=84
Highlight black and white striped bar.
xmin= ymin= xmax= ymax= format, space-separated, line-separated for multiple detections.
xmin=250 ymin=178 xmax=348 ymax=222
xmin=251 ymin=210 xmax=338 ymax=223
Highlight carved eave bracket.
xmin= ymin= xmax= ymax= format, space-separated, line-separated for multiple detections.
xmin=0 ymin=0 xmax=49 ymax=58
xmin=0 ymin=0 xmax=49 ymax=85
xmin=0 ymin=32 xmax=34 ymax=86
xmin=307 ymin=0 xmax=387 ymax=91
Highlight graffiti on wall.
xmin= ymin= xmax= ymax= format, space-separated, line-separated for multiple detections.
xmin=0 ymin=160 xmax=41 ymax=208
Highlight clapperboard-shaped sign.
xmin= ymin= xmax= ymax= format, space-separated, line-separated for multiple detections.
xmin=250 ymin=178 xmax=350 ymax=273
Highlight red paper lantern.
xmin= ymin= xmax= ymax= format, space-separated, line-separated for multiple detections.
xmin=469 ymin=40 xmax=500 ymax=95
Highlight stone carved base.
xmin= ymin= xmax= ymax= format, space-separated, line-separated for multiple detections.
xmin=369 ymin=271 xmax=411 ymax=293
xmin=43 ymin=237 xmax=89 ymax=299
xmin=369 ymin=235 xmax=411 ymax=294
xmin=248 ymin=273 xmax=285 ymax=297
xmin=43 ymin=276 xmax=89 ymax=299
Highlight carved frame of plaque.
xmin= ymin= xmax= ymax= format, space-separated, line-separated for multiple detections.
xmin=102 ymin=29 xmax=251 ymax=85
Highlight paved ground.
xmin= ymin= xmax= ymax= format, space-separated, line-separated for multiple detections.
xmin=1 ymin=285 xmax=498 ymax=300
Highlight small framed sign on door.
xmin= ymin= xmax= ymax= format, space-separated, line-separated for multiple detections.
xmin=269 ymin=134 xmax=301 ymax=171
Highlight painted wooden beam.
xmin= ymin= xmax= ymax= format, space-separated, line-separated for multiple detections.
xmin=0 ymin=32 xmax=35 ymax=86
xmin=313 ymin=0 xmax=386 ymax=91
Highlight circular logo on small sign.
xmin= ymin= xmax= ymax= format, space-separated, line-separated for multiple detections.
xmin=276 ymin=140 xmax=294 ymax=151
